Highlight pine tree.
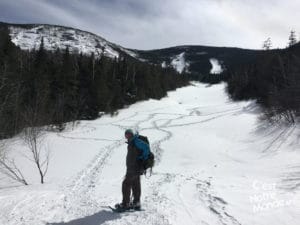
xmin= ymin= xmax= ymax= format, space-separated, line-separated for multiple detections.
xmin=59 ymin=46 xmax=78 ymax=122
xmin=262 ymin=38 xmax=272 ymax=50
xmin=288 ymin=30 xmax=297 ymax=47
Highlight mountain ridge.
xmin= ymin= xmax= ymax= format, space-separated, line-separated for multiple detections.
xmin=0 ymin=22 xmax=262 ymax=51
xmin=0 ymin=21 xmax=262 ymax=75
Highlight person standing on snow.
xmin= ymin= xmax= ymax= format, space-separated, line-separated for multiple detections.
xmin=115 ymin=129 xmax=150 ymax=211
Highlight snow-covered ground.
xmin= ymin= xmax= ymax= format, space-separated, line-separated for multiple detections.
xmin=1 ymin=82 xmax=300 ymax=225
xmin=209 ymin=58 xmax=223 ymax=74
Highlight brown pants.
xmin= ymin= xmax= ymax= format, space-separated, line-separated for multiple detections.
xmin=122 ymin=174 xmax=141 ymax=205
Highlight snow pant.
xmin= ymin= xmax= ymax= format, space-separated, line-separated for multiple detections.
xmin=122 ymin=174 xmax=141 ymax=205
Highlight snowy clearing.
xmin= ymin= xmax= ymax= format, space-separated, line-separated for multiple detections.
xmin=0 ymin=82 xmax=300 ymax=225
xmin=171 ymin=52 xmax=190 ymax=73
xmin=209 ymin=58 xmax=223 ymax=74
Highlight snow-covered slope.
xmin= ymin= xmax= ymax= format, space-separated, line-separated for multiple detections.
xmin=170 ymin=52 xmax=190 ymax=73
xmin=1 ymin=83 xmax=300 ymax=225
xmin=8 ymin=24 xmax=137 ymax=59
xmin=136 ymin=45 xmax=260 ymax=75
xmin=2 ymin=22 xmax=260 ymax=76
xmin=209 ymin=58 xmax=223 ymax=74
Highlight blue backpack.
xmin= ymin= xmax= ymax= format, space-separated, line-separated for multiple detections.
xmin=137 ymin=135 xmax=155 ymax=174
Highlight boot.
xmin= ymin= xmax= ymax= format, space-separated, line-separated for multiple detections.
xmin=115 ymin=202 xmax=131 ymax=212
xmin=131 ymin=201 xmax=141 ymax=210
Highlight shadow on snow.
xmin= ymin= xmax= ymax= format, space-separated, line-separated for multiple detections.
xmin=47 ymin=210 xmax=121 ymax=225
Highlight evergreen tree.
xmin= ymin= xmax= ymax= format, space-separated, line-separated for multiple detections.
xmin=60 ymin=46 xmax=78 ymax=122
xmin=262 ymin=38 xmax=272 ymax=50
xmin=288 ymin=30 xmax=297 ymax=47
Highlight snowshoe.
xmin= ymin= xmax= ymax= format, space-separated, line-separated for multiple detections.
xmin=109 ymin=202 xmax=142 ymax=213
xmin=110 ymin=203 xmax=131 ymax=213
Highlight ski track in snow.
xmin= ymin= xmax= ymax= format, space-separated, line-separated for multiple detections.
xmin=50 ymin=103 xmax=243 ymax=225
xmin=52 ymin=113 xmax=159 ymax=222
xmin=4 ymin=102 xmax=246 ymax=224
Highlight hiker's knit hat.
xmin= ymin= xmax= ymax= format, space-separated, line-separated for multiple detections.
xmin=125 ymin=129 xmax=134 ymax=136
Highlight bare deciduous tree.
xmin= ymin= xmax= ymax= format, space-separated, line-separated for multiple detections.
xmin=23 ymin=127 xmax=50 ymax=184
xmin=0 ymin=143 xmax=28 ymax=185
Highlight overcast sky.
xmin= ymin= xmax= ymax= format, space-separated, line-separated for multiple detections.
xmin=0 ymin=0 xmax=299 ymax=50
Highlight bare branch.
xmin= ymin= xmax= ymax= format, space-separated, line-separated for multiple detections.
xmin=22 ymin=126 xmax=49 ymax=184
xmin=0 ymin=147 xmax=28 ymax=186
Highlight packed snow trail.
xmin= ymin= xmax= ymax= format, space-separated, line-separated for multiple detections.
xmin=0 ymin=82 xmax=300 ymax=225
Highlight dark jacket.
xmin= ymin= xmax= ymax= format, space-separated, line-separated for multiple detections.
xmin=126 ymin=135 xmax=150 ymax=175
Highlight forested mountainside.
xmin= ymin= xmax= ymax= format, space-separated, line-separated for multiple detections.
xmin=1 ymin=21 xmax=300 ymax=134
xmin=0 ymin=26 xmax=188 ymax=137
xmin=1 ymin=22 xmax=260 ymax=81
xmin=226 ymin=43 xmax=300 ymax=123
xmin=135 ymin=45 xmax=261 ymax=80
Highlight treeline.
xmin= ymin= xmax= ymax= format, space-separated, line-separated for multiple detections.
xmin=226 ymin=41 xmax=300 ymax=123
xmin=0 ymin=27 xmax=188 ymax=137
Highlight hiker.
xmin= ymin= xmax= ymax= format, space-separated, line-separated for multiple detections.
xmin=115 ymin=129 xmax=150 ymax=211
